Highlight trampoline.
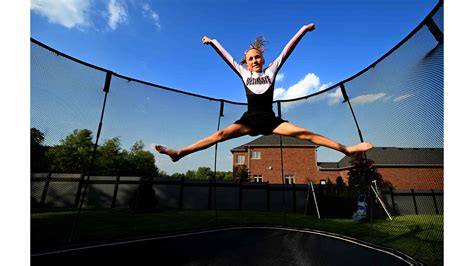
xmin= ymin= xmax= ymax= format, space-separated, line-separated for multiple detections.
xmin=32 ymin=225 xmax=421 ymax=265
xmin=30 ymin=2 xmax=443 ymax=265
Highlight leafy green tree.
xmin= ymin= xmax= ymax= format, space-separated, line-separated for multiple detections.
xmin=46 ymin=129 xmax=94 ymax=173
xmin=171 ymin=173 xmax=186 ymax=179
xmin=96 ymin=139 xmax=165 ymax=177
xmin=185 ymin=170 xmax=196 ymax=179
xmin=127 ymin=140 xmax=159 ymax=177
xmin=235 ymin=164 xmax=249 ymax=182
xmin=195 ymin=167 xmax=213 ymax=179
xmin=95 ymin=137 xmax=124 ymax=175
xmin=31 ymin=128 xmax=44 ymax=146
xmin=31 ymin=128 xmax=50 ymax=172
xmin=348 ymin=153 xmax=382 ymax=193
xmin=215 ymin=171 xmax=234 ymax=180
xmin=170 ymin=169 xmax=233 ymax=180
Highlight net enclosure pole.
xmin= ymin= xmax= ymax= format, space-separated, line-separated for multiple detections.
xmin=68 ymin=71 xmax=113 ymax=243
xmin=310 ymin=182 xmax=321 ymax=219
xmin=340 ymin=83 xmax=364 ymax=143
xmin=211 ymin=100 xmax=224 ymax=218
xmin=340 ymin=83 xmax=392 ymax=221
xmin=277 ymin=101 xmax=286 ymax=225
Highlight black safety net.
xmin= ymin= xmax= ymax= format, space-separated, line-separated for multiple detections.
xmin=31 ymin=2 xmax=443 ymax=265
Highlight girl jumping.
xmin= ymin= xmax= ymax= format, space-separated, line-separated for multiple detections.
xmin=155 ymin=23 xmax=373 ymax=162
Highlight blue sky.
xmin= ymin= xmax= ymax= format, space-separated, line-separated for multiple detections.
xmin=31 ymin=0 xmax=439 ymax=101
xmin=30 ymin=0 xmax=443 ymax=174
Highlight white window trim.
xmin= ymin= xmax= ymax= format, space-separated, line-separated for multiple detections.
xmin=253 ymin=175 xmax=263 ymax=183
xmin=251 ymin=151 xmax=261 ymax=160
xmin=237 ymin=155 xmax=245 ymax=165
xmin=285 ymin=175 xmax=295 ymax=184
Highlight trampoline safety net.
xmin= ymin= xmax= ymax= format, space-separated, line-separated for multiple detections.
xmin=31 ymin=2 xmax=443 ymax=266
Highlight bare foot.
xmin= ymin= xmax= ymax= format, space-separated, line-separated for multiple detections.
xmin=154 ymin=144 xmax=182 ymax=162
xmin=344 ymin=142 xmax=373 ymax=156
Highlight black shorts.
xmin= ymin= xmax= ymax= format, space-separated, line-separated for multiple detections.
xmin=234 ymin=111 xmax=288 ymax=136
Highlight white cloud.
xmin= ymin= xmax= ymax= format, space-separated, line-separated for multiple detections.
xmin=351 ymin=93 xmax=387 ymax=105
xmin=273 ymin=73 xmax=336 ymax=111
xmin=274 ymin=88 xmax=286 ymax=100
xmin=327 ymin=88 xmax=344 ymax=106
xmin=31 ymin=0 xmax=92 ymax=29
xmin=142 ymin=3 xmax=161 ymax=30
xmin=274 ymin=73 xmax=323 ymax=101
xmin=272 ymin=72 xmax=388 ymax=110
xmin=273 ymin=73 xmax=334 ymax=102
xmin=393 ymin=94 xmax=414 ymax=102
xmin=275 ymin=73 xmax=284 ymax=82
xmin=107 ymin=0 xmax=128 ymax=30
xmin=32 ymin=0 xmax=160 ymax=32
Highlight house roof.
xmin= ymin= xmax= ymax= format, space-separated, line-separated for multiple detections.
xmin=328 ymin=147 xmax=444 ymax=168
xmin=317 ymin=162 xmax=341 ymax=168
xmin=231 ymin=134 xmax=317 ymax=152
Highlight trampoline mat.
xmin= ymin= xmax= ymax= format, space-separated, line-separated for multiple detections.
xmin=32 ymin=226 xmax=420 ymax=265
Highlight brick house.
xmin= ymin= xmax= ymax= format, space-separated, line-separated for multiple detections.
xmin=231 ymin=135 xmax=318 ymax=184
xmin=231 ymin=135 xmax=443 ymax=190
xmin=318 ymin=147 xmax=444 ymax=190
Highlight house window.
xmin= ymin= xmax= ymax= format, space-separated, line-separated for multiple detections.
xmin=237 ymin=155 xmax=245 ymax=165
xmin=253 ymin=175 xmax=263 ymax=183
xmin=251 ymin=151 xmax=261 ymax=160
xmin=285 ymin=175 xmax=295 ymax=184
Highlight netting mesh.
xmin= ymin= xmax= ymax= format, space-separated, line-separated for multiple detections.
xmin=103 ymin=76 xmax=221 ymax=174
xmin=30 ymin=42 xmax=106 ymax=148
xmin=31 ymin=3 xmax=443 ymax=265
xmin=345 ymin=25 xmax=443 ymax=149
xmin=280 ymin=89 xmax=362 ymax=162
xmin=215 ymin=102 xmax=255 ymax=171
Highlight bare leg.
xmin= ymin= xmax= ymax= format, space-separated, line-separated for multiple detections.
xmin=154 ymin=123 xmax=252 ymax=162
xmin=273 ymin=122 xmax=373 ymax=156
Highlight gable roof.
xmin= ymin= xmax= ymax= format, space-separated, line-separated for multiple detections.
xmin=231 ymin=134 xmax=317 ymax=152
xmin=333 ymin=147 xmax=444 ymax=168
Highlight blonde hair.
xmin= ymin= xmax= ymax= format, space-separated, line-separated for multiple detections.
xmin=240 ymin=36 xmax=267 ymax=64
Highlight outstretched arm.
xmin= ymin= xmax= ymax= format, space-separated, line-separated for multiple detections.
xmin=202 ymin=36 xmax=246 ymax=77
xmin=270 ymin=23 xmax=316 ymax=72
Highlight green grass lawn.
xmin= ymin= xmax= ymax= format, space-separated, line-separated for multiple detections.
xmin=31 ymin=208 xmax=443 ymax=265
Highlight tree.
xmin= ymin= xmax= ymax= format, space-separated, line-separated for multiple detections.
xmin=235 ymin=165 xmax=249 ymax=181
xmin=46 ymin=129 xmax=94 ymax=173
xmin=169 ymin=168 xmax=233 ymax=180
xmin=195 ymin=167 xmax=213 ymax=180
xmin=31 ymin=128 xmax=50 ymax=172
xmin=215 ymin=171 xmax=234 ymax=180
xmin=185 ymin=170 xmax=196 ymax=179
xmin=127 ymin=140 xmax=159 ymax=177
xmin=348 ymin=152 xmax=386 ymax=220
xmin=42 ymin=128 xmax=164 ymax=177
xmin=31 ymin=128 xmax=44 ymax=146
xmin=348 ymin=153 xmax=382 ymax=192
xmin=171 ymin=172 xmax=186 ymax=179
xmin=95 ymin=137 xmax=125 ymax=175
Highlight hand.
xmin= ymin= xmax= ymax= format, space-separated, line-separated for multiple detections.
xmin=306 ymin=23 xmax=316 ymax=31
xmin=202 ymin=36 xmax=212 ymax=44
